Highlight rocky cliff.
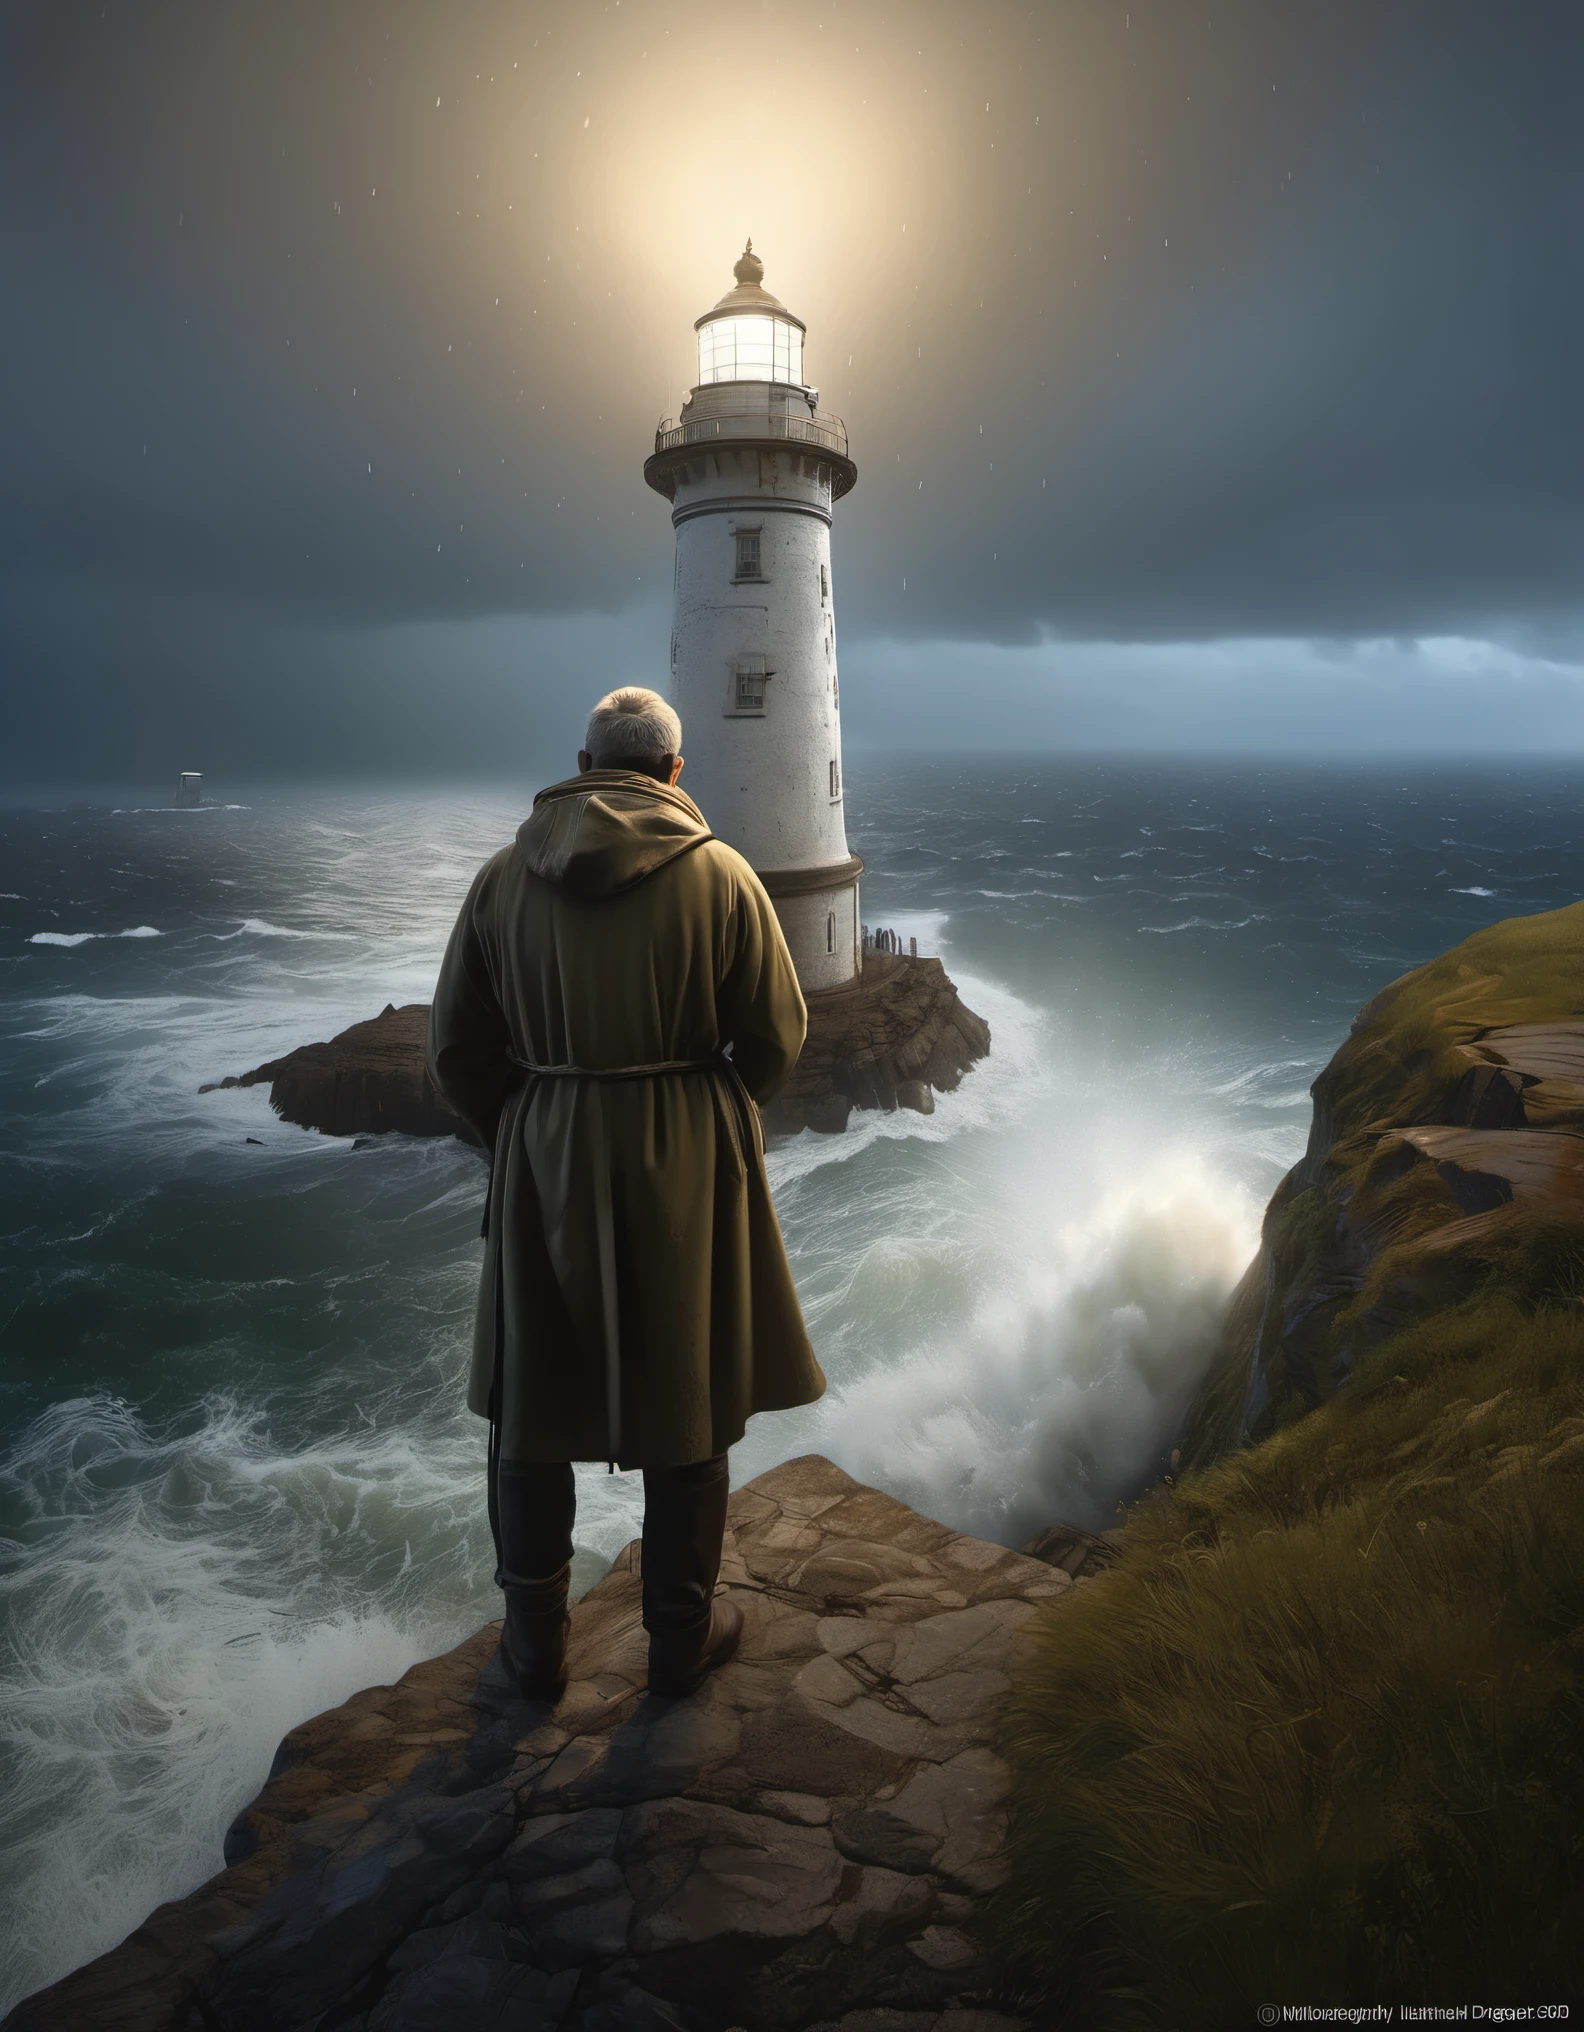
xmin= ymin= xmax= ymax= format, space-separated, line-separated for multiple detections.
xmin=996 ymin=904 xmax=1584 ymax=2023
xmin=7 ymin=1457 xmax=1069 ymax=2032
xmin=208 ymin=953 xmax=990 ymax=1144
xmin=1182 ymin=896 xmax=1584 ymax=1468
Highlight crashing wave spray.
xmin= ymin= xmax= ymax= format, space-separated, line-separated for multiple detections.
xmin=758 ymin=956 xmax=1264 ymax=1545
xmin=816 ymin=1148 xmax=1259 ymax=1545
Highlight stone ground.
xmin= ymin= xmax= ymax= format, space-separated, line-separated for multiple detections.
xmin=7 ymin=1457 xmax=1073 ymax=2032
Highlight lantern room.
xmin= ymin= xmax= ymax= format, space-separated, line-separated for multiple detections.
xmin=693 ymin=242 xmax=807 ymax=388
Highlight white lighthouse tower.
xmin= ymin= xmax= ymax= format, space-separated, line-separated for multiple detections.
xmin=644 ymin=245 xmax=861 ymax=991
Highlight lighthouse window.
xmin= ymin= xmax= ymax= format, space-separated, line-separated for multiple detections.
xmin=829 ymin=758 xmax=842 ymax=799
xmin=827 ymin=912 xmax=836 ymax=953
xmin=820 ymin=563 xmax=830 ymax=600
xmin=730 ymin=655 xmax=768 ymax=714
xmin=733 ymin=529 xmax=762 ymax=580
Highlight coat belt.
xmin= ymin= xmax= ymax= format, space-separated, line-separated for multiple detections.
xmin=505 ymin=1052 xmax=728 ymax=1080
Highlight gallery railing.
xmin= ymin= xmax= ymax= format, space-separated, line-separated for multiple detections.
xmin=653 ymin=410 xmax=850 ymax=459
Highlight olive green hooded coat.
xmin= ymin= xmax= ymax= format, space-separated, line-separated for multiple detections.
xmin=426 ymin=769 xmax=824 ymax=1467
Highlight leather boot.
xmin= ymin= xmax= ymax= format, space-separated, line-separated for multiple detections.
xmin=642 ymin=1453 xmax=740 ymax=1696
xmin=647 ymin=1596 xmax=744 ymax=1698
xmin=498 ymin=1563 xmax=571 ymax=1702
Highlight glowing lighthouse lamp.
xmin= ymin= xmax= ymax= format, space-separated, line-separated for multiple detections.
xmin=644 ymin=244 xmax=862 ymax=991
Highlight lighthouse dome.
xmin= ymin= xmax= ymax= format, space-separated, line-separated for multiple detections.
xmin=694 ymin=242 xmax=806 ymax=387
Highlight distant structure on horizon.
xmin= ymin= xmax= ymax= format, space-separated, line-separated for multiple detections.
xmin=644 ymin=244 xmax=861 ymax=991
xmin=173 ymin=772 xmax=205 ymax=808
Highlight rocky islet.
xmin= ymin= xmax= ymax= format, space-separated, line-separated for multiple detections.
xmin=205 ymin=949 xmax=990 ymax=1145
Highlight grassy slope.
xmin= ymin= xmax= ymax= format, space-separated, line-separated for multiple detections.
xmin=998 ymin=905 xmax=1584 ymax=2027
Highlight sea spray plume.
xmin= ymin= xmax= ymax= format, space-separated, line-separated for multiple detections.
xmin=818 ymin=1150 xmax=1259 ymax=1545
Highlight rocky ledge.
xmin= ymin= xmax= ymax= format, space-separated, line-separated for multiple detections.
xmin=206 ymin=953 xmax=990 ymax=1144
xmin=761 ymin=952 xmax=991 ymax=1136
xmin=8 ymin=1457 xmax=1070 ymax=2032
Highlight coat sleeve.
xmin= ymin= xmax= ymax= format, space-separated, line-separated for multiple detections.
xmin=426 ymin=859 xmax=514 ymax=1146
xmin=716 ymin=858 xmax=808 ymax=1103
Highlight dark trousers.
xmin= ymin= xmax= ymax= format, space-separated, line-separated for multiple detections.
xmin=495 ymin=1454 xmax=730 ymax=1634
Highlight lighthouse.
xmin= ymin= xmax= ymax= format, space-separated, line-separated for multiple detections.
xmin=644 ymin=245 xmax=862 ymax=992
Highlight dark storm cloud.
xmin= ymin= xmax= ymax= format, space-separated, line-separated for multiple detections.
xmin=3 ymin=0 xmax=1583 ymax=779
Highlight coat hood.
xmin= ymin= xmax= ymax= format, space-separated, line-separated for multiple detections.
xmin=515 ymin=771 xmax=713 ymax=899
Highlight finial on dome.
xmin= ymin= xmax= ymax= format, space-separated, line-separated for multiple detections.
xmin=733 ymin=240 xmax=764 ymax=287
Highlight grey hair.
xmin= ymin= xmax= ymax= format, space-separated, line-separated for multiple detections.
xmin=583 ymin=686 xmax=682 ymax=768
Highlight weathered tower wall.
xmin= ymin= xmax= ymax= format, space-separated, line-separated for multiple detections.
xmin=662 ymin=434 xmax=859 ymax=990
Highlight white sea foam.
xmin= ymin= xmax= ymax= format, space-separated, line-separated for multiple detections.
xmin=0 ymin=1392 xmax=491 ymax=2014
xmin=0 ymin=1376 xmax=651 ymax=2018
xmin=211 ymin=918 xmax=351 ymax=941
xmin=1142 ymin=913 xmax=1270 ymax=934
xmin=25 ymin=927 xmax=162 ymax=947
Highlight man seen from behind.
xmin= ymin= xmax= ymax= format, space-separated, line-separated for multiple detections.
xmin=427 ymin=687 xmax=825 ymax=1700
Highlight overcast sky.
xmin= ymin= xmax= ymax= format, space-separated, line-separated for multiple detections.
xmin=3 ymin=0 xmax=1582 ymax=785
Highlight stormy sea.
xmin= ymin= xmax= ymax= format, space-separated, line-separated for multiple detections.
xmin=3 ymin=754 xmax=1581 ymax=2009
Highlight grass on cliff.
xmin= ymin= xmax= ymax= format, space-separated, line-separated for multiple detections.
xmin=1318 ymin=896 xmax=1584 ymax=1150
xmin=997 ymin=1297 xmax=1584 ymax=2029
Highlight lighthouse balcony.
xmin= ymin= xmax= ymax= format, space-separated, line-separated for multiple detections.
xmin=647 ymin=391 xmax=856 ymax=503
xmin=653 ymin=406 xmax=849 ymax=461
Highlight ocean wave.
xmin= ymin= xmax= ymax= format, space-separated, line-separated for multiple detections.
xmin=1451 ymin=886 xmax=1495 ymax=897
xmin=1205 ymin=1056 xmax=1322 ymax=1103
xmin=0 ymin=1390 xmax=493 ymax=2013
xmin=1140 ymin=914 xmax=1270 ymax=934
xmin=0 ymin=1367 xmax=650 ymax=2014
